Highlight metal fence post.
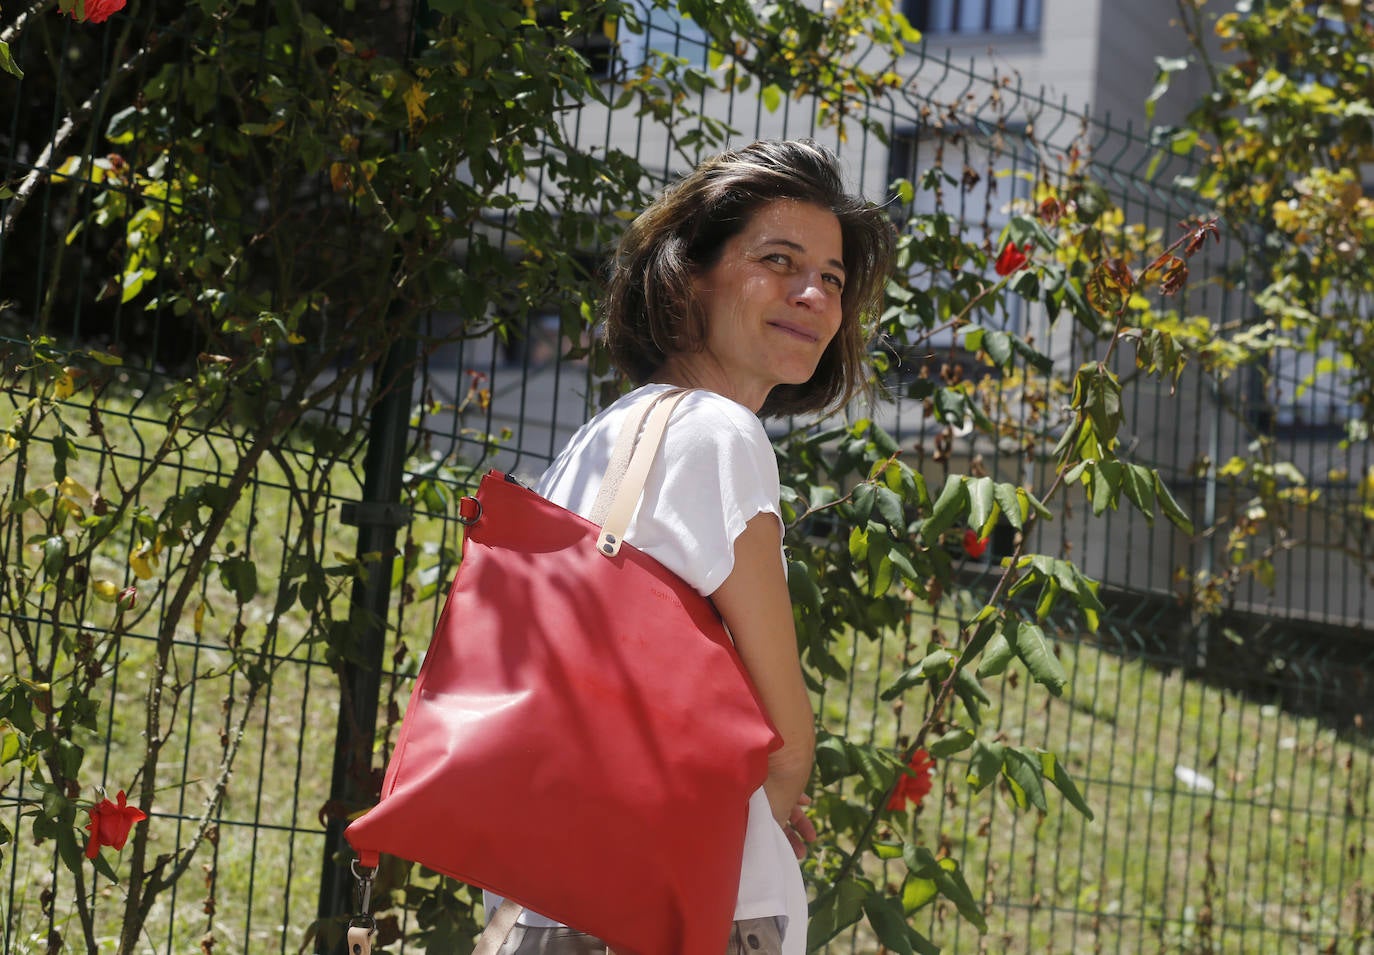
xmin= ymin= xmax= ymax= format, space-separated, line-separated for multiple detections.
xmin=315 ymin=325 xmax=416 ymax=950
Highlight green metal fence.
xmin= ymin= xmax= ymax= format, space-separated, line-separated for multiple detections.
xmin=1 ymin=2 xmax=1371 ymax=953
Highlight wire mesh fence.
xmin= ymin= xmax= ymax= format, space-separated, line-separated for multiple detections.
xmin=1 ymin=1 xmax=1370 ymax=952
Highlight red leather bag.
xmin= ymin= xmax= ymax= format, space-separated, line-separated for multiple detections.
xmin=345 ymin=390 xmax=780 ymax=955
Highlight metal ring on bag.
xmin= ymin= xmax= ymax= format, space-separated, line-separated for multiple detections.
xmin=457 ymin=496 xmax=482 ymax=525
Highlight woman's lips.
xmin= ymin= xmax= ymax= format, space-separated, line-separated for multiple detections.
xmin=767 ymin=320 xmax=818 ymax=342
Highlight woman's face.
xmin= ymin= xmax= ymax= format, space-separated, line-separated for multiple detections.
xmin=682 ymin=199 xmax=846 ymax=412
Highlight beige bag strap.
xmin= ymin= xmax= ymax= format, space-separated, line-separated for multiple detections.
xmin=472 ymin=899 xmax=523 ymax=955
xmin=590 ymin=388 xmax=692 ymax=558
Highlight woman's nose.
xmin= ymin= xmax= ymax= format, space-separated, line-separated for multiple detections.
xmin=789 ymin=274 xmax=827 ymax=309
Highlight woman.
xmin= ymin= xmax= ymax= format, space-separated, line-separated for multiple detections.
xmin=488 ymin=139 xmax=894 ymax=954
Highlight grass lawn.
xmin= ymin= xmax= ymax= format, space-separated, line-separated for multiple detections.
xmin=817 ymin=614 xmax=1374 ymax=954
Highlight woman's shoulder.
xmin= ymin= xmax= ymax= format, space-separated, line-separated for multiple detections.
xmin=671 ymin=389 xmax=769 ymax=447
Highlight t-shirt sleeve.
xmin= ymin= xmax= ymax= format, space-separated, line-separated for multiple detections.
xmin=629 ymin=393 xmax=782 ymax=596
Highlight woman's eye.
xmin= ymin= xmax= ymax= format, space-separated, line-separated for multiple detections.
xmin=824 ymin=273 xmax=845 ymax=291
xmin=764 ymin=253 xmax=791 ymax=266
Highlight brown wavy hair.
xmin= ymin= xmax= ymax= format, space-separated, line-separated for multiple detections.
xmin=603 ymin=140 xmax=895 ymax=418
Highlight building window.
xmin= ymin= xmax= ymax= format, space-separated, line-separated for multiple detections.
xmin=905 ymin=0 xmax=1042 ymax=35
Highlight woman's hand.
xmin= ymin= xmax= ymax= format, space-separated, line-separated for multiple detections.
xmin=782 ymin=793 xmax=818 ymax=860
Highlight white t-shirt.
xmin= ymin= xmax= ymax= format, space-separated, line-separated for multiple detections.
xmin=484 ymin=383 xmax=808 ymax=953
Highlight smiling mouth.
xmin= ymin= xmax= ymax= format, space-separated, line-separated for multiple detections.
xmin=767 ymin=320 xmax=819 ymax=343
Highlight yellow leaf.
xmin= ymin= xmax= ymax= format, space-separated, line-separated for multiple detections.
xmin=59 ymin=476 xmax=91 ymax=500
xmin=1360 ymin=466 xmax=1374 ymax=505
xmin=92 ymin=579 xmax=121 ymax=602
xmin=403 ymin=82 xmax=429 ymax=129
xmin=329 ymin=162 xmax=351 ymax=194
xmin=287 ymin=332 xmax=306 ymax=345
xmin=193 ymin=601 xmax=206 ymax=636
xmin=130 ymin=544 xmax=158 ymax=580
xmin=54 ymin=370 xmax=76 ymax=400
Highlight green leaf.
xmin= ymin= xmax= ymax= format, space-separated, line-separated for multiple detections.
xmin=953 ymin=668 xmax=991 ymax=725
xmin=992 ymin=482 xmax=1025 ymax=530
xmin=55 ymin=824 xmax=86 ymax=878
xmin=904 ymin=844 xmax=987 ymax=932
xmin=1034 ymin=576 xmax=1061 ymax=620
xmin=42 ymin=536 xmax=68 ymax=577
xmin=966 ymin=739 xmax=1004 ymax=792
xmin=873 ymin=841 xmax=905 ymax=860
xmin=881 ymin=660 xmax=928 ymax=701
xmin=975 ymin=631 xmax=1014 ymax=679
xmin=1039 ymin=749 xmax=1095 ymax=820
xmin=981 ymin=328 xmax=1013 ymax=367
xmin=874 ymin=486 xmax=906 ymax=529
xmin=966 ymin=476 xmax=994 ymax=530
xmin=1090 ymin=459 xmax=1123 ymax=515
xmin=1154 ymin=472 xmax=1194 ymax=534
xmin=851 ymin=482 xmax=877 ymax=524
xmin=1077 ymin=364 xmax=1124 ymax=446
xmin=1013 ymin=621 xmax=1068 ymax=696
xmin=57 ymin=739 xmax=84 ymax=779
xmin=864 ymin=893 xmax=919 ymax=955
xmin=848 ymin=525 xmax=869 ymax=563
xmin=922 ymin=475 xmax=967 ymax=544
xmin=852 ymin=742 xmax=894 ymax=791
xmin=814 ymin=734 xmax=851 ymax=785
xmin=902 ymin=874 xmax=939 ymax=912
xmin=962 ymin=615 xmax=999 ymax=660
xmin=0 ymin=40 xmax=23 ymax=80
xmin=786 ymin=560 xmax=822 ymax=612
xmin=1121 ymin=463 xmax=1157 ymax=521
xmin=918 ymin=648 xmax=954 ymax=682
xmin=1009 ymin=332 xmax=1055 ymax=373
xmin=1002 ymin=746 xmax=1048 ymax=812
xmin=90 ymin=842 xmax=120 ymax=882
xmin=1023 ymin=487 xmax=1053 ymax=520
xmin=1146 ymin=55 xmax=1190 ymax=120
xmin=869 ymin=423 xmax=902 ymax=457
xmin=808 ymin=878 xmax=870 ymax=948
xmin=928 ymin=727 xmax=976 ymax=758
xmin=870 ymin=552 xmax=894 ymax=597
xmin=886 ymin=548 xmax=920 ymax=587
xmin=218 ymin=555 xmax=259 ymax=602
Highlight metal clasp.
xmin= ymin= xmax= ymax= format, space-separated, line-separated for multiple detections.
xmin=347 ymin=860 xmax=378 ymax=953
xmin=457 ymin=496 xmax=482 ymax=525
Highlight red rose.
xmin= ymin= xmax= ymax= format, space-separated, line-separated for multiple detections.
xmin=84 ymin=790 xmax=147 ymax=858
xmin=994 ymin=240 xmax=1031 ymax=276
xmin=887 ymin=749 xmax=935 ymax=812
xmin=65 ymin=0 xmax=126 ymax=23
xmin=962 ymin=529 xmax=989 ymax=559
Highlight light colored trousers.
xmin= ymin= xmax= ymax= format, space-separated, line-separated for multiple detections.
xmin=495 ymin=918 xmax=784 ymax=955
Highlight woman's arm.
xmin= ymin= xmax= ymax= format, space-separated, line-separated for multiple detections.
xmin=711 ymin=513 xmax=816 ymax=833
